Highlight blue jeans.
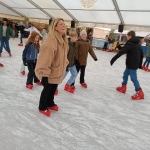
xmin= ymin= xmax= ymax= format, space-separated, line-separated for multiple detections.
xmin=0 ymin=37 xmax=11 ymax=53
xmin=122 ymin=68 xmax=141 ymax=91
xmin=143 ymin=57 xmax=150 ymax=67
xmin=20 ymin=34 xmax=24 ymax=43
xmin=63 ymin=65 xmax=77 ymax=85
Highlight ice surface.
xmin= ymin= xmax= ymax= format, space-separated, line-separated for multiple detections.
xmin=0 ymin=38 xmax=150 ymax=150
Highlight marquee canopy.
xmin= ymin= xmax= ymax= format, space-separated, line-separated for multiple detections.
xmin=0 ymin=0 xmax=150 ymax=27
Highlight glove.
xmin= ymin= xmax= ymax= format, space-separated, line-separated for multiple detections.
xmin=110 ymin=60 xmax=114 ymax=66
xmin=75 ymin=59 xmax=80 ymax=66
xmin=23 ymin=61 xmax=27 ymax=66
xmin=41 ymin=77 xmax=48 ymax=86
xmin=94 ymin=58 xmax=98 ymax=61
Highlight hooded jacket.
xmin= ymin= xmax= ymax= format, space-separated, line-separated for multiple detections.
xmin=111 ymin=37 xmax=143 ymax=69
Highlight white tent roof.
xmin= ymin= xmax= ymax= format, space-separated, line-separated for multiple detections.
xmin=0 ymin=0 xmax=150 ymax=27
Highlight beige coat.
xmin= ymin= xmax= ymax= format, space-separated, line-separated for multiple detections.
xmin=35 ymin=31 xmax=69 ymax=84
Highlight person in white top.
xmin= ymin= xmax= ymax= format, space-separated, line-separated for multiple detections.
xmin=40 ymin=28 xmax=47 ymax=42
xmin=24 ymin=24 xmax=42 ymax=38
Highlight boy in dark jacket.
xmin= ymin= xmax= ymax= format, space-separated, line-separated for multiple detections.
xmin=0 ymin=18 xmax=13 ymax=57
xmin=110 ymin=31 xmax=144 ymax=100
xmin=18 ymin=21 xmax=25 ymax=46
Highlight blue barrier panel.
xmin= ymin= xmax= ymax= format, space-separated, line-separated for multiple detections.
xmin=92 ymin=39 xmax=105 ymax=48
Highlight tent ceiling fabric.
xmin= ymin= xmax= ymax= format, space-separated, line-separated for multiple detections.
xmin=0 ymin=4 xmax=20 ymax=16
xmin=0 ymin=0 xmax=150 ymax=27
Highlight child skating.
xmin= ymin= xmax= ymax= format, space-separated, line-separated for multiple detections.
xmin=55 ymin=30 xmax=79 ymax=95
xmin=110 ymin=31 xmax=144 ymax=100
xmin=22 ymin=32 xmax=41 ymax=89
xmin=142 ymin=43 xmax=150 ymax=71
xmin=71 ymin=29 xmax=97 ymax=89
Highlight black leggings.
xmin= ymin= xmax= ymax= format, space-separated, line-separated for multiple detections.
xmin=71 ymin=65 xmax=86 ymax=86
xmin=26 ymin=62 xmax=39 ymax=85
xmin=39 ymin=83 xmax=57 ymax=110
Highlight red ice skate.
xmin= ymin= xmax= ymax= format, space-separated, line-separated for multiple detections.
xmin=55 ymin=89 xmax=58 ymax=95
xmin=0 ymin=63 xmax=4 ymax=67
xmin=18 ymin=43 xmax=23 ymax=46
xmin=131 ymin=89 xmax=144 ymax=100
xmin=39 ymin=109 xmax=50 ymax=116
xmin=26 ymin=84 xmax=33 ymax=90
xmin=21 ymin=71 xmax=25 ymax=75
xmin=48 ymin=104 xmax=59 ymax=111
xmin=36 ymin=81 xmax=42 ymax=85
xmin=116 ymin=84 xmax=126 ymax=94
xmin=81 ymin=83 xmax=87 ymax=88
xmin=64 ymin=84 xmax=74 ymax=93
xmin=9 ymin=53 xmax=12 ymax=57
xmin=142 ymin=66 xmax=145 ymax=70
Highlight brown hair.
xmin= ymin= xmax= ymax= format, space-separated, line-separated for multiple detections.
xmin=127 ymin=31 xmax=135 ymax=37
xmin=69 ymin=30 xmax=78 ymax=37
xmin=26 ymin=32 xmax=40 ymax=48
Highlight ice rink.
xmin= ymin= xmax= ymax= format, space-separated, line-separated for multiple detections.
xmin=0 ymin=38 xmax=150 ymax=150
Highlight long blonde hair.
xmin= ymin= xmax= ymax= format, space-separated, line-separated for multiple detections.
xmin=48 ymin=18 xmax=68 ymax=44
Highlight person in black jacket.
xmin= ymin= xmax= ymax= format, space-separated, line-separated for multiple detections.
xmin=18 ymin=21 xmax=25 ymax=46
xmin=110 ymin=31 xmax=144 ymax=100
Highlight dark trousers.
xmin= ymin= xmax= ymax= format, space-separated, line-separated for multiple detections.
xmin=39 ymin=83 xmax=57 ymax=110
xmin=26 ymin=62 xmax=39 ymax=85
xmin=103 ymin=42 xmax=108 ymax=50
xmin=20 ymin=34 xmax=24 ymax=43
xmin=71 ymin=65 xmax=86 ymax=86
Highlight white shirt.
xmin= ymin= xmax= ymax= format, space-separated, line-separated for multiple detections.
xmin=3 ymin=26 xmax=7 ymax=37
xmin=24 ymin=27 xmax=42 ymax=37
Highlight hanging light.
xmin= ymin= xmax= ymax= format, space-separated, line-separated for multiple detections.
xmin=80 ymin=0 xmax=97 ymax=10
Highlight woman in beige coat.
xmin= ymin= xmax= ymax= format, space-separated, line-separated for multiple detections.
xmin=35 ymin=18 xmax=68 ymax=117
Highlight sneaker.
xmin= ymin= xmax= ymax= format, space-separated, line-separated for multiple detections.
xmin=39 ymin=109 xmax=50 ymax=116
xmin=36 ymin=81 xmax=42 ymax=85
xmin=81 ymin=83 xmax=87 ymax=88
xmin=21 ymin=71 xmax=25 ymax=75
xmin=131 ymin=89 xmax=144 ymax=100
xmin=116 ymin=84 xmax=126 ymax=94
xmin=48 ymin=104 xmax=59 ymax=111
xmin=26 ymin=84 xmax=33 ymax=90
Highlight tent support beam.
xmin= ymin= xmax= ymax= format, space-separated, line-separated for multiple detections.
xmin=27 ymin=0 xmax=54 ymax=19
xmin=52 ymin=0 xmax=78 ymax=22
xmin=111 ymin=0 xmax=124 ymax=24
xmin=0 ymin=1 xmax=26 ymax=18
